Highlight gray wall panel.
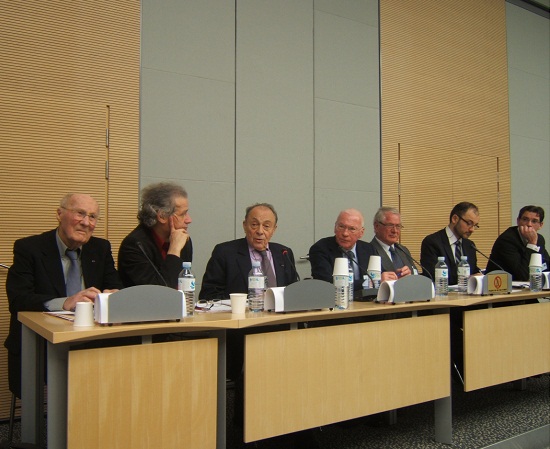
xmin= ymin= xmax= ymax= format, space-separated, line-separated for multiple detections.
xmin=236 ymin=0 xmax=315 ymax=280
xmin=506 ymin=3 xmax=550 ymax=241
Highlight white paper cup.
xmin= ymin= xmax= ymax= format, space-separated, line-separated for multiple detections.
xmin=74 ymin=301 xmax=95 ymax=327
xmin=529 ymin=253 xmax=542 ymax=267
xmin=367 ymin=255 xmax=382 ymax=272
xmin=230 ymin=293 xmax=247 ymax=315
xmin=333 ymin=257 xmax=349 ymax=276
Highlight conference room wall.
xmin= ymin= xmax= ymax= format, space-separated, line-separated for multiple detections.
xmin=506 ymin=3 xmax=550 ymax=242
xmin=140 ymin=0 xmax=381 ymax=285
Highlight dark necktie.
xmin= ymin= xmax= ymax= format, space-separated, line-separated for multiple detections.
xmin=389 ymin=246 xmax=404 ymax=270
xmin=65 ymin=249 xmax=81 ymax=296
xmin=260 ymin=250 xmax=277 ymax=288
xmin=345 ymin=250 xmax=361 ymax=283
xmin=455 ymin=240 xmax=462 ymax=265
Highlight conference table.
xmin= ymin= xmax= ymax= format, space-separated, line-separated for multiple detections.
xmin=19 ymin=289 xmax=549 ymax=449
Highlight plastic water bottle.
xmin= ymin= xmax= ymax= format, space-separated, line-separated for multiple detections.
xmin=248 ymin=260 xmax=266 ymax=312
xmin=457 ymin=256 xmax=470 ymax=293
xmin=529 ymin=263 xmax=543 ymax=292
xmin=348 ymin=260 xmax=354 ymax=304
xmin=178 ymin=262 xmax=195 ymax=316
xmin=434 ymin=257 xmax=449 ymax=297
xmin=367 ymin=270 xmax=381 ymax=289
xmin=333 ymin=273 xmax=350 ymax=309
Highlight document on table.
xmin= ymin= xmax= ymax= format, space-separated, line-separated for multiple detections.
xmin=44 ymin=311 xmax=75 ymax=321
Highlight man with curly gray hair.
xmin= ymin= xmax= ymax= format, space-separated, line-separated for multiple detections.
xmin=118 ymin=182 xmax=192 ymax=288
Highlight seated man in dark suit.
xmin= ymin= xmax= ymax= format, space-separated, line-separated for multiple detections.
xmin=486 ymin=205 xmax=549 ymax=280
xmin=420 ymin=202 xmax=482 ymax=284
xmin=5 ymin=193 xmax=122 ymax=398
xmin=309 ymin=208 xmax=393 ymax=292
xmin=118 ymin=182 xmax=192 ymax=289
xmin=199 ymin=203 xmax=307 ymax=445
xmin=199 ymin=202 xmax=298 ymax=299
xmin=370 ymin=206 xmax=416 ymax=278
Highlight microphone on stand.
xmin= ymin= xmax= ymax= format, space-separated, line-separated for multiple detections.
xmin=282 ymin=249 xmax=300 ymax=281
xmin=395 ymin=243 xmax=433 ymax=281
xmin=471 ymin=243 xmax=507 ymax=273
xmin=137 ymin=241 xmax=168 ymax=287
xmin=339 ymin=248 xmax=376 ymax=298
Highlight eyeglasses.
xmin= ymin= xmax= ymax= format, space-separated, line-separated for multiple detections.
xmin=336 ymin=224 xmax=363 ymax=234
xmin=458 ymin=215 xmax=480 ymax=230
xmin=377 ymin=221 xmax=404 ymax=230
xmin=519 ymin=216 xmax=541 ymax=225
xmin=62 ymin=207 xmax=99 ymax=223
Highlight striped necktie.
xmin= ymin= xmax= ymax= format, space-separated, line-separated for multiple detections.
xmin=455 ymin=240 xmax=462 ymax=264
xmin=389 ymin=246 xmax=404 ymax=270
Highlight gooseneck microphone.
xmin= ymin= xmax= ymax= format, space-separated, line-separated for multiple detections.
xmin=339 ymin=247 xmax=376 ymax=287
xmin=471 ymin=243 xmax=506 ymax=273
xmin=395 ymin=243 xmax=432 ymax=281
xmin=137 ymin=241 xmax=168 ymax=287
xmin=282 ymin=249 xmax=301 ymax=281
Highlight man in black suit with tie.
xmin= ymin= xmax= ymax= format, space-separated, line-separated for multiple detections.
xmin=370 ymin=206 xmax=416 ymax=278
xmin=199 ymin=202 xmax=298 ymax=299
xmin=5 ymin=193 xmax=122 ymax=398
xmin=420 ymin=202 xmax=482 ymax=284
xmin=199 ymin=203 xmax=310 ymax=447
xmin=310 ymin=208 xmax=391 ymax=292
xmin=420 ymin=202 xmax=482 ymax=382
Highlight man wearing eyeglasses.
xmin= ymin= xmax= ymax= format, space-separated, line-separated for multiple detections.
xmin=420 ymin=202 xmax=482 ymax=284
xmin=118 ymin=182 xmax=192 ymax=289
xmin=486 ymin=205 xmax=549 ymax=280
xmin=370 ymin=206 xmax=416 ymax=279
xmin=310 ymin=208 xmax=391 ymax=291
xmin=5 ymin=193 xmax=122 ymax=398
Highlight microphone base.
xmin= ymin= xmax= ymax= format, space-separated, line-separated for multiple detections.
xmin=356 ymin=288 xmax=379 ymax=302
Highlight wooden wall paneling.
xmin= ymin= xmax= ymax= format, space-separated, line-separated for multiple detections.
xmin=380 ymin=0 xmax=511 ymax=239
xmin=0 ymin=0 xmax=139 ymax=419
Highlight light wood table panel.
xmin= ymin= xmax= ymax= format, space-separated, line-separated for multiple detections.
xmin=67 ymin=339 xmax=217 ymax=449
xmin=463 ymin=301 xmax=550 ymax=391
xmin=244 ymin=314 xmax=450 ymax=442
xmin=20 ymin=312 xmax=237 ymax=449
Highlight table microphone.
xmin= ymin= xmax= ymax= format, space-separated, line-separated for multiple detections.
xmin=340 ymin=248 xmax=376 ymax=287
xmin=137 ymin=241 xmax=168 ymax=287
xmin=282 ymin=249 xmax=300 ymax=281
xmin=471 ymin=243 xmax=506 ymax=272
xmin=395 ymin=243 xmax=432 ymax=281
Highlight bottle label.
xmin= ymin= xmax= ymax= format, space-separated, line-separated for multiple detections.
xmin=457 ymin=267 xmax=470 ymax=277
xmin=178 ymin=278 xmax=195 ymax=291
xmin=529 ymin=266 xmax=542 ymax=275
xmin=435 ymin=268 xmax=448 ymax=279
xmin=249 ymin=276 xmax=265 ymax=289
xmin=333 ymin=275 xmax=349 ymax=287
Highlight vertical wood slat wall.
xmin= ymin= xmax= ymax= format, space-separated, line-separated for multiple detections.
xmin=379 ymin=0 xmax=511 ymax=260
xmin=0 ymin=1 xmax=140 ymax=419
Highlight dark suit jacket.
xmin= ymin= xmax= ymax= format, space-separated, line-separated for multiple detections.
xmin=309 ymin=236 xmax=376 ymax=291
xmin=370 ymin=238 xmax=417 ymax=273
xmin=420 ymin=228 xmax=481 ymax=285
xmin=199 ymin=238 xmax=298 ymax=299
xmin=486 ymin=226 xmax=550 ymax=281
xmin=118 ymin=224 xmax=193 ymax=289
xmin=5 ymin=229 xmax=122 ymax=397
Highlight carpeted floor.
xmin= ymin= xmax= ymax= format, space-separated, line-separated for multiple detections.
xmin=1 ymin=374 xmax=548 ymax=448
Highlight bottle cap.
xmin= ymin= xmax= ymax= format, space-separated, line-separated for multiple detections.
xmin=182 ymin=262 xmax=191 ymax=268
xmin=438 ymin=256 xmax=445 ymax=261
xmin=252 ymin=260 xmax=261 ymax=267
xmin=461 ymin=256 xmax=468 ymax=261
